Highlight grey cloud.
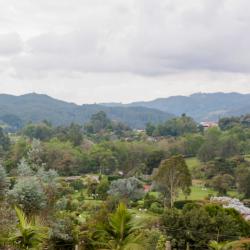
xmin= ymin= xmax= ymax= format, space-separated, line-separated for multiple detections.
xmin=0 ymin=33 xmax=23 ymax=56
xmin=2 ymin=0 xmax=250 ymax=78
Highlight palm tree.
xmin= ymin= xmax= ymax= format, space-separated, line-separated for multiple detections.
xmin=3 ymin=206 xmax=48 ymax=249
xmin=209 ymin=240 xmax=232 ymax=250
xmin=93 ymin=203 xmax=146 ymax=250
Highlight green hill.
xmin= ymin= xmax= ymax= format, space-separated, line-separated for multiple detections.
xmin=0 ymin=93 xmax=173 ymax=129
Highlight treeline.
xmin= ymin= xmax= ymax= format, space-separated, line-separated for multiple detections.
xmin=146 ymin=114 xmax=198 ymax=137
xmin=0 ymin=112 xmax=165 ymax=176
xmin=4 ymin=138 xmax=166 ymax=176
xmin=1 ymin=112 xmax=250 ymax=198
xmin=1 ymin=112 xmax=250 ymax=249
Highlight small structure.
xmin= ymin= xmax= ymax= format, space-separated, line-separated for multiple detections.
xmin=200 ymin=121 xmax=218 ymax=130
xmin=64 ymin=176 xmax=82 ymax=182
xmin=143 ymin=184 xmax=151 ymax=193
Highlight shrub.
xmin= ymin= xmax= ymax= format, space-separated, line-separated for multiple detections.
xmin=70 ymin=179 xmax=84 ymax=191
xmin=149 ymin=202 xmax=164 ymax=214
xmin=70 ymin=199 xmax=80 ymax=211
xmin=108 ymin=177 xmax=144 ymax=201
xmin=107 ymin=175 xmax=121 ymax=182
xmin=0 ymin=165 xmax=9 ymax=199
xmin=144 ymin=193 xmax=162 ymax=209
xmin=144 ymin=229 xmax=167 ymax=250
xmin=8 ymin=177 xmax=46 ymax=214
xmin=174 ymin=200 xmax=196 ymax=210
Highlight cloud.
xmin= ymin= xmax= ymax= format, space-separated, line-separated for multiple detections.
xmin=7 ymin=0 xmax=250 ymax=78
xmin=0 ymin=33 xmax=23 ymax=56
xmin=0 ymin=0 xmax=250 ymax=102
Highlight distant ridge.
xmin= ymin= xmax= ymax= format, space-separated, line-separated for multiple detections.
xmin=0 ymin=93 xmax=173 ymax=129
xmin=106 ymin=92 xmax=250 ymax=122
xmin=1 ymin=92 xmax=250 ymax=130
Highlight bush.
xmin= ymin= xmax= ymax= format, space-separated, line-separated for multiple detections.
xmin=144 ymin=193 xmax=162 ymax=209
xmin=70 ymin=199 xmax=80 ymax=211
xmin=55 ymin=197 xmax=68 ymax=211
xmin=0 ymin=165 xmax=9 ymax=199
xmin=77 ymin=191 xmax=85 ymax=202
xmin=174 ymin=200 xmax=196 ymax=210
xmin=96 ymin=177 xmax=110 ymax=200
xmin=70 ymin=179 xmax=84 ymax=191
xmin=49 ymin=212 xmax=78 ymax=249
xmin=8 ymin=177 xmax=46 ymax=214
xmin=57 ymin=181 xmax=75 ymax=197
xmin=144 ymin=229 xmax=167 ymax=250
xmin=149 ymin=202 xmax=164 ymax=214
xmin=9 ymin=177 xmax=17 ymax=189
xmin=107 ymin=175 xmax=121 ymax=182
xmin=108 ymin=177 xmax=145 ymax=201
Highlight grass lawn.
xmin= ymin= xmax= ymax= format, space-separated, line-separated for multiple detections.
xmin=129 ymin=208 xmax=160 ymax=224
xmin=149 ymin=181 xmax=216 ymax=201
xmin=179 ymin=184 xmax=216 ymax=200
xmin=178 ymin=180 xmax=240 ymax=200
xmin=244 ymin=154 xmax=250 ymax=162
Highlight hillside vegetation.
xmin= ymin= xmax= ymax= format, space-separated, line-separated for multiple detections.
xmin=1 ymin=111 xmax=250 ymax=249
xmin=0 ymin=93 xmax=173 ymax=130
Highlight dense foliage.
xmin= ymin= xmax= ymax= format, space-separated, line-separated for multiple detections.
xmin=1 ymin=111 xmax=250 ymax=249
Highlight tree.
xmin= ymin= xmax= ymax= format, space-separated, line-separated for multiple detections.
xmin=0 ymin=127 xmax=10 ymax=151
xmin=85 ymin=111 xmax=112 ymax=134
xmin=154 ymin=115 xmax=197 ymax=137
xmin=54 ymin=123 xmax=83 ymax=146
xmin=90 ymin=144 xmax=118 ymax=175
xmin=198 ymin=128 xmax=221 ymax=162
xmin=145 ymin=150 xmax=165 ymax=175
xmin=26 ymin=139 xmax=44 ymax=169
xmin=219 ymin=135 xmax=240 ymax=158
xmin=153 ymin=155 xmax=191 ymax=207
xmin=3 ymin=206 xmax=48 ymax=249
xmin=219 ymin=117 xmax=240 ymax=131
xmin=92 ymin=203 xmax=145 ymax=249
xmin=0 ymin=164 xmax=8 ymax=199
xmin=37 ymin=167 xmax=59 ymax=208
xmin=202 ymin=158 xmax=235 ymax=179
xmin=0 ymin=114 xmax=23 ymax=131
xmin=49 ymin=211 xmax=78 ymax=249
xmin=108 ymin=177 xmax=144 ymax=202
xmin=8 ymin=177 xmax=46 ymax=214
xmin=4 ymin=137 xmax=30 ymax=173
xmin=145 ymin=123 xmax=156 ymax=136
xmin=42 ymin=139 xmax=89 ymax=175
xmin=162 ymin=204 xmax=250 ymax=249
xmin=182 ymin=134 xmax=205 ymax=156
xmin=22 ymin=122 xmax=53 ymax=141
xmin=236 ymin=165 xmax=250 ymax=198
xmin=96 ymin=176 xmax=110 ymax=200
xmin=17 ymin=158 xmax=34 ymax=177
xmin=210 ymin=174 xmax=234 ymax=195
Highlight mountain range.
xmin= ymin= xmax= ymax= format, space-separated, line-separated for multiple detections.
xmin=0 ymin=93 xmax=173 ymax=129
xmin=1 ymin=92 xmax=250 ymax=130
xmin=104 ymin=92 xmax=250 ymax=122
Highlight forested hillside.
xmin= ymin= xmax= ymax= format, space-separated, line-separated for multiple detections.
xmin=120 ymin=92 xmax=250 ymax=121
xmin=3 ymin=92 xmax=250 ymax=131
xmin=0 ymin=93 xmax=173 ymax=130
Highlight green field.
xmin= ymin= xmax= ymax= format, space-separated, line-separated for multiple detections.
xmin=244 ymin=154 xmax=250 ymax=162
xmin=179 ymin=184 xmax=215 ymax=200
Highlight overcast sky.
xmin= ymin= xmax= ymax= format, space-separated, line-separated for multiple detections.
xmin=0 ymin=0 xmax=250 ymax=104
